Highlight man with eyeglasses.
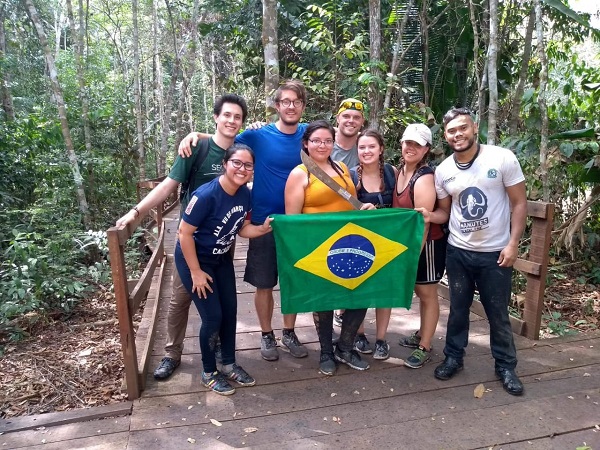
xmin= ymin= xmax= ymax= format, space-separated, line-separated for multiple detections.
xmin=116 ymin=94 xmax=249 ymax=380
xmin=179 ymin=80 xmax=310 ymax=363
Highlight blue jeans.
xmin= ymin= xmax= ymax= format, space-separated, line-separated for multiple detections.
xmin=444 ymin=244 xmax=517 ymax=370
xmin=175 ymin=246 xmax=237 ymax=373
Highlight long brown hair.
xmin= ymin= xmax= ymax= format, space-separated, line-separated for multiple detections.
xmin=356 ymin=129 xmax=386 ymax=192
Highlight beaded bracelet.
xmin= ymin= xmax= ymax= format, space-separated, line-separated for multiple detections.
xmin=133 ymin=206 xmax=140 ymax=218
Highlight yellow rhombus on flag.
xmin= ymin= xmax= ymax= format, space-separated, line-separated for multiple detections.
xmin=294 ymin=222 xmax=408 ymax=290
xmin=271 ymin=209 xmax=424 ymax=314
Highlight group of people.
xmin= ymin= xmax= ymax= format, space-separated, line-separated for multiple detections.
xmin=117 ymin=79 xmax=527 ymax=398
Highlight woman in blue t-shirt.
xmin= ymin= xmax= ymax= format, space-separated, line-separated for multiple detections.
xmin=175 ymin=144 xmax=273 ymax=396
xmin=349 ymin=129 xmax=398 ymax=360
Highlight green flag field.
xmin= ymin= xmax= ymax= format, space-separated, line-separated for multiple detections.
xmin=271 ymin=209 xmax=424 ymax=314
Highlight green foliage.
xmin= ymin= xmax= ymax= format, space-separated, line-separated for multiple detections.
xmin=542 ymin=311 xmax=577 ymax=336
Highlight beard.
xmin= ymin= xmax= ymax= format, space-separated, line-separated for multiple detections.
xmin=450 ymin=135 xmax=476 ymax=153
xmin=278 ymin=114 xmax=301 ymax=127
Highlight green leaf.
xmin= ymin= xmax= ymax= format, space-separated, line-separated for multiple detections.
xmin=559 ymin=142 xmax=575 ymax=157
xmin=541 ymin=0 xmax=592 ymax=28
xmin=549 ymin=128 xmax=595 ymax=139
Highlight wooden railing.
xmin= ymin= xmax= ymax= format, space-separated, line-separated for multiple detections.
xmin=438 ymin=200 xmax=555 ymax=340
xmin=107 ymin=178 xmax=178 ymax=400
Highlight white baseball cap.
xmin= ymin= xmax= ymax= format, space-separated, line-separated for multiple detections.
xmin=401 ymin=123 xmax=432 ymax=147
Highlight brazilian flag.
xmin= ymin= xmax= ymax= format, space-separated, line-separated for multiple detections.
xmin=271 ymin=209 xmax=424 ymax=314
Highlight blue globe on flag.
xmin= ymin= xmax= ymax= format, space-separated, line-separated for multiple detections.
xmin=326 ymin=234 xmax=375 ymax=279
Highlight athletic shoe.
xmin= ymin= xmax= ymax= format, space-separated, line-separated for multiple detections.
xmin=373 ymin=340 xmax=390 ymax=360
xmin=153 ymin=357 xmax=180 ymax=380
xmin=281 ymin=331 xmax=308 ymax=358
xmin=223 ymin=363 xmax=256 ymax=386
xmin=334 ymin=348 xmax=370 ymax=371
xmin=333 ymin=312 xmax=343 ymax=327
xmin=260 ymin=332 xmax=279 ymax=361
xmin=354 ymin=334 xmax=373 ymax=354
xmin=319 ymin=353 xmax=336 ymax=376
xmin=201 ymin=371 xmax=235 ymax=395
xmin=405 ymin=346 xmax=432 ymax=369
xmin=399 ymin=331 xmax=421 ymax=349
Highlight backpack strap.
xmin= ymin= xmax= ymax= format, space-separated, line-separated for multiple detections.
xmin=350 ymin=167 xmax=359 ymax=186
xmin=383 ymin=164 xmax=395 ymax=191
xmin=179 ymin=138 xmax=211 ymax=201
xmin=408 ymin=165 xmax=434 ymax=206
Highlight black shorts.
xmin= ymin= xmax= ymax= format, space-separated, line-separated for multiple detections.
xmin=415 ymin=237 xmax=447 ymax=285
xmin=244 ymin=231 xmax=278 ymax=289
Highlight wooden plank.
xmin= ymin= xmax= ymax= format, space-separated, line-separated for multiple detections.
xmin=527 ymin=200 xmax=553 ymax=219
xmin=0 ymin=402 xmax=132 ymax=434
xmin=514 ymin=257 xmax=541 ymax=275
xmin=130 ymin=223 xmax=165 ymax=312
xmin=0 ymin=417 xmax=130 ymax=449
xmin=480 ymin=428 xmax=600 ymax=450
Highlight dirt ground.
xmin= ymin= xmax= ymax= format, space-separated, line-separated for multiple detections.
xmin=0 ymin=267 xmax=598 ymax=419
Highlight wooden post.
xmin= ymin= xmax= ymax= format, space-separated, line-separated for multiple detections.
xmin=522 ymin=201 xmax=555 ymax=339
xmin=107 ymin=226 xmax=141 ymax=400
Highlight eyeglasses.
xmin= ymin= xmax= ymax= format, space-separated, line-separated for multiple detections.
xmin=229 ymin=159 xmax=254 ymax=170
xmin=339 ymin=100 xmax=364 ymax=111
xmin=277 ymin=99 xmax=304 ymax=108
xmin=308 ymin=139 xmax=334 ymax=147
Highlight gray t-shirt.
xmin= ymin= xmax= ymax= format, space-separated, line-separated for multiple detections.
xmin=331 ymin=142 xmax=359 ymax=169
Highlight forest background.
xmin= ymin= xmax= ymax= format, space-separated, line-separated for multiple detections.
xmin=0 ymin=0 xmax=599 ymax=367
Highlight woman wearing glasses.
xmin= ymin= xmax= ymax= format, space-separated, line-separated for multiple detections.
xmin=175 ymin=144 xmax=273 ymax=396
xmin=285 ymin=120 xmax=375 ymax=376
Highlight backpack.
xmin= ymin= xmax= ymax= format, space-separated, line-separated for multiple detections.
xmin=179 ymin=138 xmax=211 ymax=202
xmin=408 ymin=165 xmax=450 ymax=237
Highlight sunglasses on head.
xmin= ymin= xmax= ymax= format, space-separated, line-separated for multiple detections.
xmin=339 ymin=100 xmax=364 ymax=111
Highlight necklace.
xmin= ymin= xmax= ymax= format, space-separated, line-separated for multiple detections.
xmin=453 ymin=143 xmax=480 ymax=170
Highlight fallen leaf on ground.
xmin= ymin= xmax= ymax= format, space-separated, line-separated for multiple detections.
xmin=210 ymin=419 xmax=222 ymax=427
xmin=474 ymin=384 xmax=485 ymax=398
xmin=187 ymin=438 xmax=196 ymax=444
xmin=244 ymin=427 xmax=258 ymax=433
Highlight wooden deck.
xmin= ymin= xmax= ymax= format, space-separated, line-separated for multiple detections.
xmin=2 ymin=213 xmax=600 ymax=449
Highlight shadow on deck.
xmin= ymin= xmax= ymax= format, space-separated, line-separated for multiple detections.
xmin=2 ymin=209 xmax=599 ymax=449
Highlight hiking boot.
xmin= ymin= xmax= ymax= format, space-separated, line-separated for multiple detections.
xmin=153 ymin=357 xmax=180 ymax=380
xmin=201 ymin=371 xmax=235 ymax=395
xmin=319 ymin=353 xmax=336 ymax=376
xmin=434 ymin=357 xmax=463 ymax=380
xmin=223 ymin=363 xmax=256 ymax=386
xmin=399 ymin=331 xmax=421 ymax=349
xmin=333 ymin=312 xmax=344 ymax=327
xmin=404 ymin=346 xmax=432 ymax=369
xmin=354 ymin=334 xmax=373 ymax=354
xmin=373 ymin=340 xmax=390 ymax=360
xmin=281 ymin=331 xmax=308 ymax=358
xmin=334 ymin=348 xmax=370 ymax=371
xmin=260 ymin=332 xmax=279 ymax=361
xmin=496 ymin=367 xmax=524 ymax=396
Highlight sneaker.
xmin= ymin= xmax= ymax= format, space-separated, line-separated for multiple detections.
xmin=319 ymin=353 xmax=336 ymax=376
xmin=399 ymin=331 xmax=421 ymax=349
xmin=260 ymin=332 xmax=279 ymax=361
xmin=223 ymin=363 xmax=256 ymax=386
xmin=404 ymin=346 xmax=432 ymax=369
xmin=354 ymin=334 xmax=373 ymax=354
xmin=333 ymin=312 xmax=343 ymax=327
xmin=153 ymin=357 xmax=180 ymax=380
xmin=201 ymin=371 xmax=235 ymax=395
xmin=334 ymin=347 xmax=370 ymax=371
xmin=373 ymin=340 xmax=390 ymax=360
xmin=281 ymin=331 xmax=309 ymax=358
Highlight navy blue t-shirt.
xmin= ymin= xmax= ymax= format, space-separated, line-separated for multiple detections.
xmin=179 ymin=177 xmax=251 ymax=261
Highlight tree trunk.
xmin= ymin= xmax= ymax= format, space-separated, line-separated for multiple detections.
xmin=508 ymin=7 xmax=535 ymax=135
xmin=368 ymin=0 xmax=382 ymax=129
xmin=23 ymin=0 xmax=91 ymax=228
xmin=486 ymin=0 xmax=498 ymax=145
xmin=468 ymin=0 xmax=482 ymax=121
xmin=383 ymin=0 xmax=414 ymax=110
xmin=534 ymin=0 xmax=549 ymax=201
xmin=0 ymin=5 xmax=15 ymax=120
xmin=132 ymin=0 xmax=145 ymax=180
xmin=420 ymin=0 xmax=430 ymax=106
xmin=262 ymin=0 xmax=279 ymax=118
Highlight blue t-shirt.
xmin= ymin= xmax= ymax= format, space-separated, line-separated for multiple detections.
xmin=236 ymin=123 xmax=307 ymax=223
xmin=179 ymin=177 xmax=251 ymax=261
